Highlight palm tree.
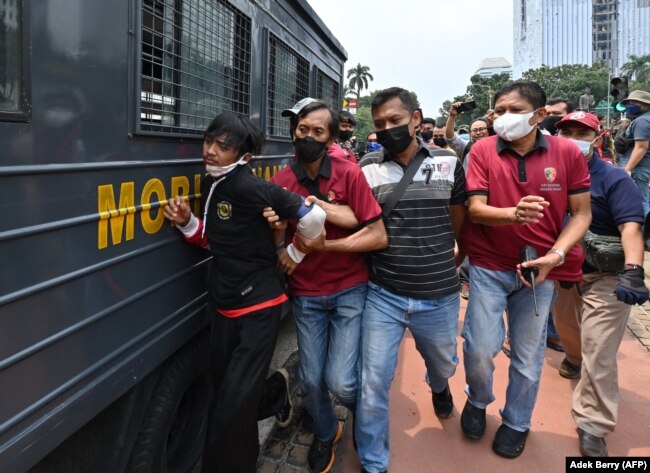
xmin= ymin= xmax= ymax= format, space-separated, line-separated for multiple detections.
xmin=347 ymin=64 xmax=374 ymax=101
xmin=621 ymin=54 xmax=650 ymax=84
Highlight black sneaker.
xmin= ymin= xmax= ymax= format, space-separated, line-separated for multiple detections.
xmin=273 ymin=369 xmax=293 ymax=428
xmin=492 ymin=424 xmax=529 ymax=458
xmin=460 ymin=400 xmax=486 ymax=439
xmin=432 ymin=383 xmax=454 ymax=418
xmin=308 ymin=422 xmax=343 ymax=473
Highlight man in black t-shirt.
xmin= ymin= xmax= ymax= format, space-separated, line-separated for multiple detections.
xmin=164 ymin=112 xmax=325 ymax=473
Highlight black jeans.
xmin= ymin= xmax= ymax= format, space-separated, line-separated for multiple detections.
xmin=201 ymin=303 xmax=282 ymax=473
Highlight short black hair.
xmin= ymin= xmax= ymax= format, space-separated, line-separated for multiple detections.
xmin=421 ymin=117 xmax=436 ymax=126
xmin=291 ymin=101 xmax=339 ymax=139
xmin=494 ymin=82 xmax=547 ymax=110
xmin=470 ymin=118 xmax=488 ymax=128
xmin=371 ymin=87 xmax=418 ymax=115
xmin=205 ymin=111 xmax=264 ymax=155
xmin=547 ymin=96 xmax=575 ymax=113
xmin=367 ymin=130 xmax=377 ymax=139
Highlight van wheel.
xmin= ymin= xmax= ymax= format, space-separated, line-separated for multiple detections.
xmin=129 ymin=332 xmax=212 ymax=473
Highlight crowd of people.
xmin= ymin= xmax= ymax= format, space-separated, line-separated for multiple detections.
xmin=162 ymin=82 xmax=650 ymax=473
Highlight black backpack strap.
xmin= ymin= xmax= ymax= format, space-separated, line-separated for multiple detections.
xmin=382 ymin=148 xmax=428 ymax=219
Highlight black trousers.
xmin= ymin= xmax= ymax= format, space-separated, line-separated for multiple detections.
xmin=201 ymin=304 xmax=282 ymax=473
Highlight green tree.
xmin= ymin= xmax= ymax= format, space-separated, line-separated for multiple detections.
xmin=621 ymin=54 xmax=650 ymax=90
xmin=520 ymin=63 xmax=609 ymax=108
xmin=347 ymin=64 xmax=374 ymax=101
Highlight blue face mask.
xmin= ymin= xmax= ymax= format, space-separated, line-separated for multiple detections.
xmin=367 ymin=142 xmax=382 ymax=153
xmin=625 ymin=104 xmax=643 ymax=117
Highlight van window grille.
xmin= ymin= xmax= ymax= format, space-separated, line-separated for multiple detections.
xmin=140 ymin=0 xmax=251 ymax=135
xmin=266 ymin=34 xmax=309 ymax=138
xmin=1 ymin=0 xmax=29 ymax=121
xmin=316 ymin=70 xmax=340 ymax=110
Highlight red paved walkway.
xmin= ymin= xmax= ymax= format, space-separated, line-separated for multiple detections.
xmin=334 ymin=298 xmax=650 ymax=472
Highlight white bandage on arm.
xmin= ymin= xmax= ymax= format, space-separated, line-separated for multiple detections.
xmin=286 ymin=204 xmax=326 ymax=263
xmin=177 ymin=214 xmax=200 ymax=238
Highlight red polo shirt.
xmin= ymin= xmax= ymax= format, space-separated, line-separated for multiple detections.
xmin=464 ymin=132 xmax=590 ymax=282
xmin=271 ymin=154 xmax=382 ymax=296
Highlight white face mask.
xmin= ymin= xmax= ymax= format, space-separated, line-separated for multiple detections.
xmin=568 ymin=138 xmax=596 ymax=158
xmin=205 ymin=154 xmax=249 ymax=177
xmin=493 ymin=110 xmax=538 ymax=142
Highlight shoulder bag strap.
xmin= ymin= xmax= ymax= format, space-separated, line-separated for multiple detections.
xmin=382 ymin=149 xmax=428 ymax=219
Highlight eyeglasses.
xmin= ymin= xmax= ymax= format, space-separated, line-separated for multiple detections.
xmin=470 ymin=127 xmax=487 ymax=133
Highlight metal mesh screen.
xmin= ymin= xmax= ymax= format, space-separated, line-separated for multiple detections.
xmin=140 ymin=0 xmax=251 ymax=135
xmin=316 ymin=70 xmax=340 ymax=111
xmin=0 ymin=0 xmax=21 ymax=113
xmin=266 ymin=33 xmax=310 ymax=138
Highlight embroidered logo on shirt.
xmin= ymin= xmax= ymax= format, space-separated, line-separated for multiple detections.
xmin=544 ymin=167 xmax=557 ymax=182
xmin=217 ymin=201 xmax=232 ymax=220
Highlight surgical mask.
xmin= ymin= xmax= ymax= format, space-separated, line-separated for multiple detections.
xmin=433 ymin=137 xmax=447 ymax=148
xmin=376 ymin=122 xmax=413 ymax=155
xmin=420 ymin=130 xmax=433 ymax=142
xmin=625 ymin=104 xmax=643 ymax=117
xmin=339 ymin=129 xmax=353 ymax=141
xmin=205 ymin=155 xmax=249 ymax=177
xmin=493 ymin=110 xmax=538 ymax=142
xmin=295 ymin=136 xmax=327 ymax=163
xmin=568 ymin=138 xmax=597 ymax=158
xmin=367 ymin=142 xmax=382 ymax=153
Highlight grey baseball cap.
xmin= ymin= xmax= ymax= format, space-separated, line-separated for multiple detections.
xmin=281 ymin=97 xmax=319 ymax=117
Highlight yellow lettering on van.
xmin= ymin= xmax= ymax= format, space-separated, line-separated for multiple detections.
xmin=171 ymin=175 xmax=190 ymax=200
xmin=97 ymin=182 xmax=136 ymax=249
xmin=141 ymin=178 xmax=166 ymax=234
xmin=193 ymin=174 xmax=202 ymax=216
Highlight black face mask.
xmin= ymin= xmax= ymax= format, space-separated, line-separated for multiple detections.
xmin=421 ymin=130 xmax=433 ymax=142
xmin=433 ymin=137 xmax=447 ymax=148
xmin=376 ymin=123 xmax=413 ymax=155
xmin=339 ymin=129 xmax=353 ymax=141
xmin=540 ymin=115 xmax=563 ymax=135
xmin=294 ymin=136 xmax=327 ymax=163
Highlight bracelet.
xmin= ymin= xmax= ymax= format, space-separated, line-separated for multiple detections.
xmin=547 ymin=248 xmax=565 ymax=265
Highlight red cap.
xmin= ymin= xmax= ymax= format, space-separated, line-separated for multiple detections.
xmin=555 ymin=111 xmax=600 ymax=133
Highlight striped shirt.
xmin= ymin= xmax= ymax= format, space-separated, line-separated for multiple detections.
xmin=360 ymin=142 xmax=466 ymax=299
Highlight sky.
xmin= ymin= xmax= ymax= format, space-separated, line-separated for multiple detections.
xmin=307 ymin=0 xmax=514 ymax=118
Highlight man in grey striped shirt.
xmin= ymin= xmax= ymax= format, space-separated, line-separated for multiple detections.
xmin=355 ymin=87 xmax=467 ymax=473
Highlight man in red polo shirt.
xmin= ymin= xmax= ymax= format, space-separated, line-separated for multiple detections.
xmin=268 ymin=100 xmax=387 ymax=473
xmin=460 ymin=82 xmax=592 ymax=458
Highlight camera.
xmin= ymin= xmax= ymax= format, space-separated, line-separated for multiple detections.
xmin=457 ymin=101 xmax=477 ymax=113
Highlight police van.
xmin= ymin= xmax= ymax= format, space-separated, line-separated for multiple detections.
xmin=0 ymin=1 xmax=345 ymax=471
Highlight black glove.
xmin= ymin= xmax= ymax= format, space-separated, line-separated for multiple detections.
xmin=615 ymin=267 xmax=649 ymax=305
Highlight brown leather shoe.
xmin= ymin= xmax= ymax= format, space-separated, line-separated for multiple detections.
xmin=578 ymin=428 xmax=608 ymax=457
xmin=559 ymin=358 xmax=581 ymax=379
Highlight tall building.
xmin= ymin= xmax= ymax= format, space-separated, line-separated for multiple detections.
xmin=513 ymin=0 xmax=650 ymax=78
xmin=475 ymin=57 xmax=513 ymax=78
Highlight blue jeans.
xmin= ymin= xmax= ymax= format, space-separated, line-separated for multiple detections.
xmin=356 ymin=281 xmax=459 ymax=472
xmin=620 ymin=157 xmax=650 ymax=216
xmin=292 ymin=283 xmax=366 ymax=441
xmin=462 ymin=264 xmax=554 ymax=432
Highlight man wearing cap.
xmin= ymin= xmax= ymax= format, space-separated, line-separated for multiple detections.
xmin=553 ymin=110 xmax=648 ymax=457
xmin=268 ymin=99 xmax=388 ymax=473
xmin=337 ymin=110 xmax=359 ymax=163
xmin=618 ymin=89 xmax=650 ymax=216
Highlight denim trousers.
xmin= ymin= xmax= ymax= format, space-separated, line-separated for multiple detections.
xmin=356 ymin=281 xmax=459 ymax=472
xmin=462 ymin=264 xmax=554 ymax=432
xmin=292 ymin=283 xmax=366 ymax=441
